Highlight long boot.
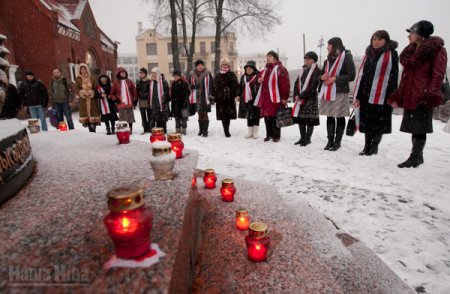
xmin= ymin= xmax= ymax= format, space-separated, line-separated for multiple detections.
xmin=202 ymin=121 xmax=209 ymax=137
xmin=181 ymin=128 xmax=187 ymax=135
xmin=272 ymin=119 xmax=281 ymax=142
xmin=252 ymin=125 xmax=259 ymax=139
xmin=111 ymin=121 xmax=116 ymax=134
xmin=129 ymin=123 xmax=133 ymax=135
xmin=198 ymin=121 xmax=203 ymax=136
xmin=295 ymin=124 xmax=306 ymax=145
xmin=359 ymin=133 xmax=372 ymax=156
xmin=264 ymin=118 xmax=272 ymax=141
xmin=245 ymin=126 xmax=253 ymax=139
xmin=398 ymin=136 xmax=426 ymax=168
xmin=302 ymin=126 xmax=314 ymax=146
xmin=324 ymin=118 xmax=335 ymax=150
xmin=329 ymin=123 xmax=345 ymax=151
xmin=105 ymin=121 xmax=112 ymax=135
xmin=367 ymin=133 xmax=383 ymax=155
xmin=176 ymin=128 xmax=181 ymax=133
xmin=222 ymin=120 xmax=231 ymax=137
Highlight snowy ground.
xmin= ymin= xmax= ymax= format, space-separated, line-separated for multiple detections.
xmin=34 ymin=105 xmax=450 ymax=293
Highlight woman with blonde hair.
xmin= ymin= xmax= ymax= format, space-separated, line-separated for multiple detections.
xmin=75 ymin=64 xmax=100 ymax=132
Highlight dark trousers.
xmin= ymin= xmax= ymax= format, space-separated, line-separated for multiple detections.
xmin=264 ymin=117 xmax=280 ymax=139
xmin=175 ymin=117 xmax=187 ymax=129
xmin=247 ymin=116 xmax=260 ymax=127
xmin=53 ymin=102 xmax=74 ymax=129
xmin=140 ymin=107 xmax=152 ymax=132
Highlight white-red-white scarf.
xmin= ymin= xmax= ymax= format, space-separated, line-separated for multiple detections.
xmin=189 ymin=76 xmax=196 ymax=104
xmin=319 ymin=51 xmax=346 ymax=101
xmin=149 ymin=78 xmax=164 ymax=108
xmin=97 ymin=85 xmax=110 ymax=115
xmin=120 ymin=80 xmax=132 ymax=105
xmin=253 ymin=65 xmax=280 ymax=106
xmin=243 ymin=74 xmax=257 ymax=103
xmin=292 ymin=63 xmax=317 ymax=118
xmin=353 ymin=50 xmax=392 ymax=105
xmin=189 ymin=74 xmax=211 ymax=105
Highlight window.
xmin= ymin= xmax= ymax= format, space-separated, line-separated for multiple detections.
xmin=169 ymin=63 xmax=174 ymax=72
xmin=200 ymin=42 xmax=206 ymax=54
xmin=229 ymin=42 xmax=234 ymax=52
xmin=146 ymin=43 xmax=157 ymax=55
xmin=167 ymin=43 xmax=172 ymax=55
xmin=147 ymin=63 xmax=159 ymax=72
xmin=210 ymin=42 xmax=216 ymax=53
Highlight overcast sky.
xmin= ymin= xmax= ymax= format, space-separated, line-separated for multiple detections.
xmin=90 ymin=0 xmax=450 ymax=70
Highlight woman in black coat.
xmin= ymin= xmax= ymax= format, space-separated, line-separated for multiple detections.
xmin=96 ymin=74 xmax=118 ymax=135
xmin=238 ymin=60 xmax=260 ymax=139
xmin=171 ymin=71 xmax=190 ymax=135
xmin=214 ymin=58 xmax=239 ymax=137
xmin=354 ymin=30 xmax=399 ymax=155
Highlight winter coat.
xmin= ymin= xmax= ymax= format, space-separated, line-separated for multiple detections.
xmin=320 ymin=50 xmax=356 ymax=93
xmin=171 ymin=78 xmax=190 ymax=118
xmin=257 ymin=61 xmax=290 ymax=117
xmin=18 ymin=78 xmax=48 ymax=107
xmin=110 ymin=67 xmax=137 ymax=110
xmin=388 ymin=36 xmax=447 ymax=110
xmin=0 ymin=83 xmax=19 ymax=118
xmin=356 ymin=43 xmax=399 ymax=134
xmin=50 ymin=77 xmax=71 ymax=104
xmin=293 ymin=64 xmax=321 ymax=122
xmin=188 ymin=69 xmax=214 ymax=113
xmin=136 ymin=78 xmax=150 ymax=108
xmin=238 ymin=72 xmax=260 ymax=120
xmin=149 ymin=78 xmax=170 ymax=122
xmin=74 ymin=64 xmax=100 ymax=124
xmin=214 ymin=71 xmax=239 ymax=120
xmin=96 ymin=74 xmax=118 ymax=122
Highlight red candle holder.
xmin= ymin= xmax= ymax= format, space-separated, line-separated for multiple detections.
xmin=220 ymin=179 xmax=236 ymax=202
xmin=203 ymin=169 xmax=217 ymax=189
xmin=150 ymin=128 xmax=166 ymax=143
xmin=167 ymin=133 xmax=184 ymax=159
xmin=192 ymin=176 xmax=197 ymax=188
xmin=236 ymin=208 xmax=250 ymax=231
xmin=245 ymin=222 xmax=270 ymax=262
xmin=104 ymin=184 xmax=153 ymax=259
xmin=116 ymin=122 xmax=130 ymax=144
xmin=59 ymin=121 xmax=68 ymax=131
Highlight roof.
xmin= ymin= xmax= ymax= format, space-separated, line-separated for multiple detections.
xmin=39 ymin=0 xmax=80 ymax=32
xmin=136 ymin=24 xmax=235 ymax=39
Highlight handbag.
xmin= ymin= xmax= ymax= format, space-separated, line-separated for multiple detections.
xmin=188 ymin=103 xmax=196 ymax=116
xmin=346 ymin=109 xmax=357 ymax=136
xmin=276 ymin=107 xmax=293 ymax=128
xmin=441 ymin=74 xmax=450 ymax=103
xmin=238 ymin=102 xmax=248 ymax=119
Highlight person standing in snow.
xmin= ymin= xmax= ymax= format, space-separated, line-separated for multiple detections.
xmin=238 ymin=60 xmax=260 ymax=139
xmin=170 ymin=70 xmax=190 ymax=135
xmin=74 ymin=64 xmax=100 ymax=132
xmin=353 ymin=30 xmax=399 ymax=156
xmin=188 ymin=60 xmax=214 ymax=137
xmin=110 ymin=67 xmax=137 ymax=134
xmin=148 ymin=67 xmax=170 ymax=133
xmin=18 ymin=70 xmax=49 ymax=131
xmin=49 ymin=68 xmax=75 ymax=130
xmin=256 ymin=50 xmax=291 ymax=142
xmin=96 ymin=74 xmax=118 ymax=135
xmin=319 ymin=37 xmax=356 ymax=151
xmin=388 ymin=20 xmax=447 ymax=168
xmin=136 ymin=67 xmax=151 ymax=134
xmin=213 ymin=58 xmax=239 ymax=137
xmin=292 ymin=51 xmax=321 ymax=146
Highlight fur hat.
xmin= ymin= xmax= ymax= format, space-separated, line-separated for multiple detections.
xmin=195 ymin=59 xmax=205 ymax=67
xmin=220 ymin=58 xmax=231 ymax=66
xmin=150 ymin=67 xmax=160 ymax=75
xmin=139 ymin=67 xmax=148 ymax=75
xmin=304 ymin=51 xmax=318 ymax=62
xmin=267 ymin=50 xmax=279 ymax=61
xmin=407 ymin=20 xmax=434 ymax=38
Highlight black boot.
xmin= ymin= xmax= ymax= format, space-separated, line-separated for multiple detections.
xmin=295 ymin=124 xmax=306 ymax=145
xmin=111 ymin=122 xmax=116 ymax=134
xmin=222 ymin=120 xmax=231 ymax=137
xmin=324 ymin=118 xmax=335 ymax=150
xmin=264 ymin=118 xmax=272 ymax=141
xmin=359 ymin=133 xmax=372 ymax=156
xmin=202 ymin=121 xmax=209 ymax=137
xmin=272 ymin=119 xmax=281 ymax=142
xmin=129 ymin=123 xmax=133 ymax=135
xmin=329 ymin=123 xmax=345 ymax=151
xmin=198 ymin=121 xmax=203 ymax=136
xmin=398 ymin=136 xmax=426 ymax=168
xmin=302 ymin=126 xmax=314 ymax=146
xmin=367 ymin=133 xmax=383 ymax=155
xmin=88 ymin=123 xmax=96 ymax=133
xmin=105 ymin=121 xmax=112 ymax=135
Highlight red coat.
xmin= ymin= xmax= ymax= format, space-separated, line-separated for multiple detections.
xmin=257 ymin=61 xmax=290 ymax=117
xmin=110 ymin=67 xmax=137 ymax=110
xmin=388 ymin=37 xmax=447 ymax=110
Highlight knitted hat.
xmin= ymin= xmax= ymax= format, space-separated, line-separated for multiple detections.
xmin=244 ymin=60 xmax=257 ymax=71
xmin=195 ymin=59 xmax=204 ymax=67
xmin=25 ymin=70 xmax=34 ymax=76
xmin=407 ymin=20 xmax=434 ymax=38
xmin=220 ymin=58 xmax=231 ymax=66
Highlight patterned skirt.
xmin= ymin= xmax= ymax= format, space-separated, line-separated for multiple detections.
xmin=319 ymin=92 xmax=350 ymax=117
xmin=118 ymin=108 xmax=136 ymax=123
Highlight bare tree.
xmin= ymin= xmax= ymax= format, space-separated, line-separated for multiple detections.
xmin=211 ymin=0 xmax=281 ymax=74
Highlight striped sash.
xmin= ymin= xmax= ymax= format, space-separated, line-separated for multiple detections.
xmin=150 ymin=79 xmax=164 ymax=108
xmin=292 ymin=63 xmax=317 ymax=117
xmin=97 ymin=85 xmax=110 ymax=115
xmin=120 ymin=80 xmax=132 ymax=105
xmin=243 ymin=75 xmax=257 ymax=103
xmin=189 ymin=76 xmax=196 ymax=104
xmin=253 ymin=65 xmax=280 ymax=106
xmin=319 ymin=51 xmax=346 ymax=101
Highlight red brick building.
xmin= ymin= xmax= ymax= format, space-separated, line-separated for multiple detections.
xmin=0 ymin=0 xmax=117 ymax=86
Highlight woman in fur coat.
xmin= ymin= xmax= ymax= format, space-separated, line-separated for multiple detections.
xmin=74 ymin=64 xmax=100 ymax=132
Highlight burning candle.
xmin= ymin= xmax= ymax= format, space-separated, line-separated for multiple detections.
xmin=220 ymin=179 xmax=236 ymax=202
xmin=192 ymin=176 xmax=197 ymax=188
xmin=203 ymin=169 xmax=217 ymax=189
xmin=245 ymin=222 xmax=270 ymax=262
xmin=104 ymin=184 xmax=153 ymax=259
xmin=150 ymin=128 xmax=166 ymax=143
xmin=167 ymin=133 xmax=184 ymax=159
xmin=235 ymin=208 xmax=250 ymax=231
xmin=59 ymin=121 xmax=68 ymax=131
xmin=115 ymin=121 xmax=130 ymax=144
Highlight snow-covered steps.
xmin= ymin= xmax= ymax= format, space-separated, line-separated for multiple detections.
xmin=192 ymin=176 xmax=414 ymax=293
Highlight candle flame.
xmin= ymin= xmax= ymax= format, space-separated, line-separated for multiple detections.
xmin=255 ymin=244 xmax=261 ymax=250
xmin=240 ymin=217 xmax=245 ymax=222
xmin=122 ymin=217 xmax=131 ymax=229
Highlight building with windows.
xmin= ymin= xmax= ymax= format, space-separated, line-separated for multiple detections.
xmin=117 ymin=54 xmax=139 ymax=82
xmin=0 ymin=0 xmax=117 ymax=86
xmin=136 ymin=23 xmax=238 ymax=77
xmin=235 ymin=53 xmax=288 ymax=77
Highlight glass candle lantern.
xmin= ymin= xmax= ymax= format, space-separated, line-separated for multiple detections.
xmin=245 ymin=222 xmax=270 ymax=262
xmin=104 ymin=184 xmax=153 ymax=259
xmin=220 ymin=179 xmax=236 ymax=202
xmin=203 ymin=169 xmax=217 ymax=189
xmin=150 ymin=128 xmax=166 ymax=143
xmin=191 ymin=176 xmax=197 ymax=188
xmin=167 ymin=133 xmax=184 ymax=159
xmin=116 ymin=121 xmax=130 ymax=144
xmin=236 ymin=208 xmax=250 ymax=231
xmin=27 ymin=118 xmax=40 ymax=133
xmin=59 ymin=121 xmax=68 ymax=131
